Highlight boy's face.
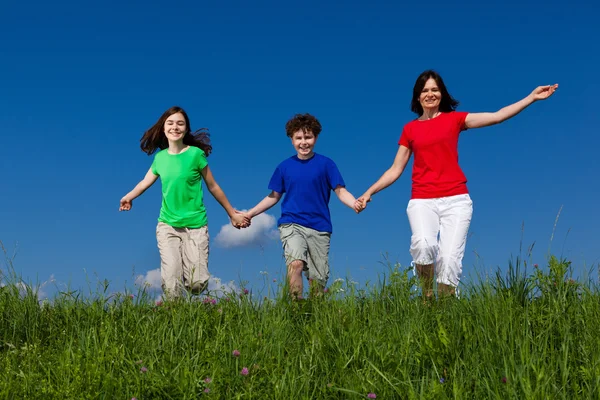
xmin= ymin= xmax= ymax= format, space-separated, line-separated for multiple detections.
xmin=291 ymin=129 xmax=317 ymax=159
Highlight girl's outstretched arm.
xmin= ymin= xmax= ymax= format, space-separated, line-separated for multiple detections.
xmin=334 ymin=186 xmax=357 ymax=210
xmin=355 ymin=145 xmax=412 ymax=213
xmin=465 ymin=84 xmax=558 ymax=129
xmin=201 ymin=166 xmax=249 ymax=228
xmin=246 ymin=191 xmax=282 ymax=219
xmin=120 ymin=168 xmax=159 ymax=211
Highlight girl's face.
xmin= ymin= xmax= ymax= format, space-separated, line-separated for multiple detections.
xmin=163 ymin=112 xmax=187 ymax=142
xmin=419 ymin=78 xmax=442 ymax=111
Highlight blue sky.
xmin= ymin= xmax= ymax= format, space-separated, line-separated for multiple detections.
xmin=1 ymin=0 xmax=598 ymax=298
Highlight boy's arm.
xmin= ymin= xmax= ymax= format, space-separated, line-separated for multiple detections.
xmin=247 ymin=191 xmax=282 ymax=218
xmin=120 ymin=168 xmax=159 ymax=211
xmin=334 ymin=186 xmax=357 ymax=210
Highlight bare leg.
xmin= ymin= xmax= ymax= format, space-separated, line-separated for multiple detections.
xmin=437 ymin=283 xmax=456 ymax=297
xmin=287 ymin=260 xmax=305 ymax=300
xmin=415 ymin=264 xmax=434 ymax=298
xmin=308 ymin=279 xmax=324 ymax=299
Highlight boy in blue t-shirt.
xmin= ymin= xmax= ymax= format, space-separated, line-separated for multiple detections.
xmin=245 ymin=114 xmax=357 ymax=299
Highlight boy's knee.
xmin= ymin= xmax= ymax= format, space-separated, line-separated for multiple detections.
xmin=288 ymin=260 xmax=305 ymax=273
xmin=410 ymin=235 xmax=437 ymax=265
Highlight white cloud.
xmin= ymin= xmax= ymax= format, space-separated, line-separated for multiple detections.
xmin=6 ymin=275 xmax=56 ymax=300
xmin=15 ymin=281 xmax=28 ymax=293
xmin=135 ymin=268 xmax=162 ymax=290
xmin=135 ymin=269 xmax=239 ymax=297
xmin=207 ymin=276 xmax=240 ymax=296
xmin=214 ymin=212 xmax=279 ymax=248
xmin=37 ymin=274 xmax=56 ymax=300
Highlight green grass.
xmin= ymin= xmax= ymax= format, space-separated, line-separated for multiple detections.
xmin=1 ymin=255 xmax=599 ymax=399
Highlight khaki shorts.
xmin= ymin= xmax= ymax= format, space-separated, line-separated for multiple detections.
xmin=156 ymin=222 xmax=210 ymax=297
xmin=278 ymin=223 xmax=331 ymax=286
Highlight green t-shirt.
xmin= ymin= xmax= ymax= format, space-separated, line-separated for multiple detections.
xmin=151 ymin=146 xmax=208 ymax=228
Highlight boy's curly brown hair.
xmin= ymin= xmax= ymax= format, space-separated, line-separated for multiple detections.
xmin=285 ymin=113 xmax=322 ymax=137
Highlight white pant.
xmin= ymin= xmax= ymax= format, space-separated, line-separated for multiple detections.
xmin=406 ymin=194 xmax=473 ymax=287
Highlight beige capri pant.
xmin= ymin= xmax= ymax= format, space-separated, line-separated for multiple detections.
xmin=156 ymin=222 xmax=210 ymax=297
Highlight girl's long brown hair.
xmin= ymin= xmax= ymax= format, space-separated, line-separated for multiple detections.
xmin=140 ymin=106 xmax=212 ymax=156
xmin=410 ymin=70 xmax=460 ymax=116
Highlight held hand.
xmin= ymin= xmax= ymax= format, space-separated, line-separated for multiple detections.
xmin=240 ymin=212 xmax=252 ymax=228
xmin=231 ymin=211 xmax=251 ymax=229
xmin=234 ymin=209 xmax=252 ymax=228
xmin=530 ymin=84 xmax=558 ymax=101
xmin=354 ymin=194 xmax=371 ymax=214
xmin=119 ymin=197 xmax=132 ymax=211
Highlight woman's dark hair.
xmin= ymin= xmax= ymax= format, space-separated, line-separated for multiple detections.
xmin=285 ymin=113 xmax=322 ymax=137
xmin=410 ymin=70 xmax=460 ymax=116
xmin=140 ymin=106 xmax=212 ymax=156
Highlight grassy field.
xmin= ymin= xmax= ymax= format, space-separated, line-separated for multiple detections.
xmin=1 ymin=255 xmax=599 ymax=399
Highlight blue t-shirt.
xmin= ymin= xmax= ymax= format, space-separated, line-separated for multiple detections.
xmin=268 ymin=153 xmax=345 ymax=233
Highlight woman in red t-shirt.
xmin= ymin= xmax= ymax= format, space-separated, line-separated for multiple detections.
xmin=355 ymin=70 xmax=557 ymax=297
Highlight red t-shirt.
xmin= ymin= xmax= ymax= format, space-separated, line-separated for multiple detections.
xmin=398 ymin=111 xmax=469 ymax=199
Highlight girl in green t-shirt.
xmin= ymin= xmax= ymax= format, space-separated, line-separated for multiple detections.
xmin=119 ymin=106 xmax=250 ymax=298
